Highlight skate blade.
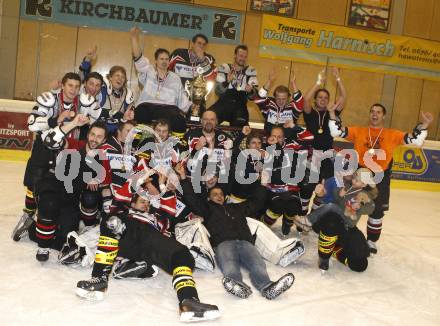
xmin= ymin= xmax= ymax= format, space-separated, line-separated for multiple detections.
xmin=75 ymin=288 xmax=105 ymax=301
xmin=11 ymin=217 xmax=24 ymax=239
xmin=179 ymin=310 xmax=220 ymax=323
xmin=11 ymin=213 xmax=30 ymax=241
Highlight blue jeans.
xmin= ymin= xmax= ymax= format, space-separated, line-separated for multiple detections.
xmin=308 ymin=203 xmax=345 ymax=225
xmin=215 ymin=240 xmax=271 ymax=291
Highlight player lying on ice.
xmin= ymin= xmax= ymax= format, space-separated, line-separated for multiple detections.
xmin=175 ymin=163 xmax=295 ymax=300
xmin=75 ymin=186 xmax=220 ymax=322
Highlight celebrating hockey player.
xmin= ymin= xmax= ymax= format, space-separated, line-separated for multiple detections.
xmin=255 ymin=70 xmax=304 ymax=134
xmin=303 ymin=67 xmax=346 ymax=181
xmin=75 ymin=187 xmax=220 ymax=322
xmin=328 ymin=103 xmax=433 ymax=254
xmin=169 ymin=33 xmax=216 ymax=86
xmin=261 ymin=125 xmax=315 ymax=235
xmin=210 ymin=45 xmax=258 ymax=127
xmin=184 ymin=110 xmax=233 ymax=184
xmin=31 ymin=115 xmax=110 ymax=262
xmin=298 ymin=168 xmax=378 ymax=272
xmin=79 ymin=46 xmax=135 ymax=133
xmin=12 ymin=73 xmax=101 ymax=242
xmin=129 ymin=27 xmax=197 ymax=140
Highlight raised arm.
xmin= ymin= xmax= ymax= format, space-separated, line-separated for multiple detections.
xmin=130 ymin=26 xmax=151 ymax=84
xmin=176 ymin=164 xmax=210 ymax=218
xmin=41 ymin=114 xmax=90 ymax=150
xmin=130 ymin=27 xmax=142 ymax=60
xmin=403 ymin=111 xmax=433 ymax=146
xmin=78 ymin=45 xmax=97 ymax=82
xmin=257 ymin=69 xmax=277 ymax=98
xmin=327 ymin=103 xmax=348 ymax=138
xmin=304 ymin=69 xmax=326 ymax=113
xmin=332 ymin=67 xmax=346 ymax=111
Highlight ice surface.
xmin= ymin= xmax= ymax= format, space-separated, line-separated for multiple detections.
xmin=1 ymin=161 xmax=439 ymax=326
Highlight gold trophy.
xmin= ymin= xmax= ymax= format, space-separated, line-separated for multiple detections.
xmin=185 ymin=66 xmax=213 ymax=122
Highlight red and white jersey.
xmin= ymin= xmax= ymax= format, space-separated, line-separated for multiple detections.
xmin=100 ymin=136 xmax=137 ymax=195
xmin=184 ymin=128 xmax=233 ymax=175
xmin=255 ymin=89 xmax=304 ymax=125
xmin=169 ymin=48 xmax=216 ymax=86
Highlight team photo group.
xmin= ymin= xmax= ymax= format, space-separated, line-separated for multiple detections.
xmin=10 ymin=26 xmax=434 ymax=322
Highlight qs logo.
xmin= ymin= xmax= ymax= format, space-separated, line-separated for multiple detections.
xmin=392 ymin=148 xmax=427 ymax=175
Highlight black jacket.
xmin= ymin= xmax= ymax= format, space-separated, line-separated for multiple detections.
xmin=181 ymin=179 xmax=266 ymax=248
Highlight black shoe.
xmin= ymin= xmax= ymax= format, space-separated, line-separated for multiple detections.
xmin=222 ymin=277 xmax=252 ymax=299
xmin=367 ymin=240 xmax=378 ymax=254
xmin=58 ymin=235 xmax=86 ymax=265
xmin=179 ymin=298 xmax=220 ymax=322
xmin=113 ymin=259 xmax=158 ymax=279
xmin=11 ymin=212 xmax=34 ymax=242
xmin=318 ymin=257 xmax=329 ymax=272
xmin=36 ymin=248 xmax=49 ymax=262
xmin=261 ymin=273 xmax=295 ymax=300
xmin=282 ymin=219 xmax=292 ymax=236
xmin=76 ymin=276 xmax=108 ymax=301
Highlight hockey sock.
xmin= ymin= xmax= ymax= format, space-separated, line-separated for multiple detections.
xmin=173 ymin=266 xmax=199 ymax=303
xmin=333 ymin=245 xmax=368 ymax=272
xmin=263 ymin=209 xmax=281 ymax=226
xmin=283 ymin=215 xmax=295 ymax=228
xmin=367 ymin=216 xmax=383 ymax=242
xmin=80 ymin=203 xmax=99 ymax=226
xmin=300 ymin=197 xmax=310 ymax=215
xmin=24 ymin=187 xmax=36 ymax=216
xmin=332 ymin=245 xmax=348 ymax=265
xmin=318 ymin=231 xmax=338 ymax=259
xmin=311 ymin=196 xmax=322 ymax=211
xmin=35 ymin=216 xmax=56 ymax=248
xmin=92 ymin=236 xmax=119 ymax=278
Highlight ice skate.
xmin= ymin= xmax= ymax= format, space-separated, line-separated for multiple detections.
xmin=319 ymin=256 xmax=329 ymax=273
xmin=113 ymin=258 xmax=158 ymax=279
xmin=11 ymin=211 xmax=34 ymax=242
xmin=179 ymin=298 xmax=220 ymax=322
xmin=367 ymin=240 xmax=378 ymax=254
xmin=279 ymin=241 xmax=305 ymax=267
xmin=58 ymin=234 xmax=86 ymax=265
xmin=76 ymin=276 xmax=108 ymax=301
xmin=36 ymin=248 xmax=49 ymax=262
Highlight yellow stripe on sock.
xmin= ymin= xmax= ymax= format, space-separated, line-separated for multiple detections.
xmin=95 ymin=250 xmax=118 ymax=265
xmin=98 ymin=236 xmax=119 ymax=248
xmin=173 ymin=266 xmax=193 ymax=277
xmin=319 ymin=231 xmax=338 ymax=242
xmin=25 ymin=188 xmax=34 ymax=198
xmin=175 ymin=280 xmax=196 ymax=291
xmin=318 ymin=247 xmax=333 ymax=254
xmin=266 ymin=209 xmax=281 ymax=220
